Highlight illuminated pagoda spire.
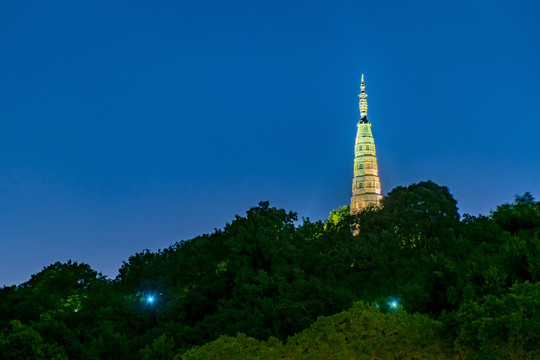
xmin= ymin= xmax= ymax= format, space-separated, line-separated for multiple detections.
xmin=350 ymin=74 xmax=382 ymax=213
xmin=359 ymin=74 xmax=368 ymax=120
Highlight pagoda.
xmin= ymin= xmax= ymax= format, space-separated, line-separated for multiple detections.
xmin=350 ymin=75 xmax=382 ymax=213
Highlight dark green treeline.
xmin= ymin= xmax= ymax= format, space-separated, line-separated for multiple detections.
xmin=1 ymin=181 xmax=539 ymax=359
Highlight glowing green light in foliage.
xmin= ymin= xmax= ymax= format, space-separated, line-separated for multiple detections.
xmin=387 ymin=298 xmax=400 ymax=311
xmin=137 ymin=292 xmax=158 ymax=306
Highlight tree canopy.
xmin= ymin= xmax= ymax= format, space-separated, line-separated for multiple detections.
xmin=1 ymin=182 xmax=538 ymax=359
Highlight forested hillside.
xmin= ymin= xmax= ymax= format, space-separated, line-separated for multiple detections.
xmin=1 ymin=181 xmax=538 ymax=359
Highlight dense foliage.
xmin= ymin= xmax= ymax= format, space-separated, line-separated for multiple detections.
xmin=180 ymin=302 xmax=455 ymax=360
xmin=1 ymin=181 xmax=539 ymax=359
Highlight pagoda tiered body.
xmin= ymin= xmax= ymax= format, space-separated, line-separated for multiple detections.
xmin=350 ymin=75 xmax=382 ymax=213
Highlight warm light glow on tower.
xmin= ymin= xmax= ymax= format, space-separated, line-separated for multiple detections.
xmin=350 ymin=75 xmax=383 ymax=213
xmin=359 ymin=74 xmax=368 ymax=119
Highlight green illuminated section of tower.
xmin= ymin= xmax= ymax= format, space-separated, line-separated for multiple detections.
xmin=350 ymin=75 xmax=382 ymax=213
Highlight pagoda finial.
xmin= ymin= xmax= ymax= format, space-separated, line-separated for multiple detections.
xmin=358 ymin=74 xmax=368 ymax=120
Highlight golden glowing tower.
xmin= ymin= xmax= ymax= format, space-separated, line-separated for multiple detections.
xmin=350 ymin=75 xmax=382 ymax=213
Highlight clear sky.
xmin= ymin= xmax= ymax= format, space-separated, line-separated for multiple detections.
xmin=1 ymin=0 xmax=539 ymax=286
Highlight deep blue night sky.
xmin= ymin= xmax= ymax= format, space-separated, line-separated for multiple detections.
xmin=1 ymin=1 xmax=539 ymax=285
